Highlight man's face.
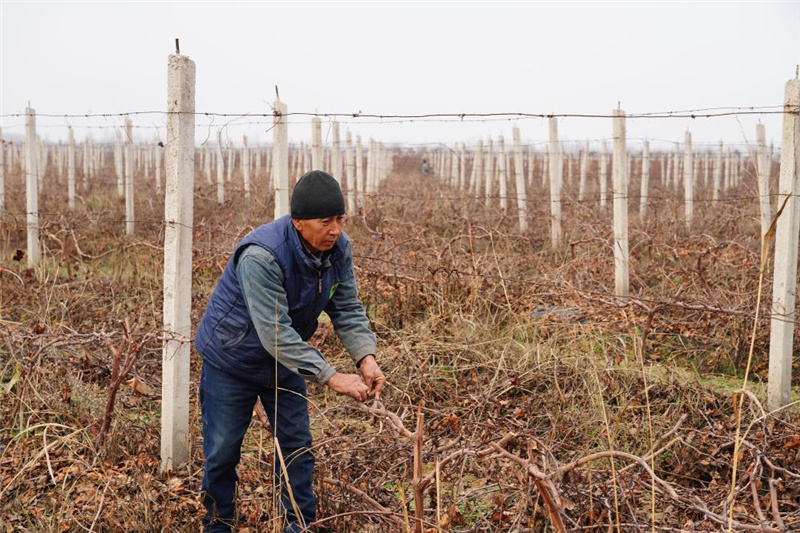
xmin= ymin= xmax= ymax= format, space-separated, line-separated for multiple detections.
xmin=292 ymin=215 xmax=346 ymax=252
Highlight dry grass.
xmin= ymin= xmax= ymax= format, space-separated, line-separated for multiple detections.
xmin=0 ymin=154 xmax=798 ymax=531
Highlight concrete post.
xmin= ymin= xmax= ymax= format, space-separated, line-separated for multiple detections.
xmin=452 ymin=147 xmax=459 ymax=188
xmin=640 ymin=139 xmax=650 ymax=219
xmin=367 ymin=139 xmax=376 ymax=194
xmin=683 ymin=131 xmax=694 ymax=229
xmin=612 ymin=109 xmax=629 ymax=299
xmin=56 ymin=142 xmax=63 ymax=182
xmin=473 ymin=140 xmax=484 ymax=198
xmin=82 ymin=137 xmax=90 ymax=191
xmin=484 ymin=137 xmax=494 ymax=207
xmin=756 ymin=124 xmax=772 ymax=246
xmin=468 ymin=147 xmax=477 ymax=194
xmin=566 ymin=154 xmax=573 ymax=187
xmin=288 ymin=146 xmax=295 ymax=179
xmin=38 ymin=139 xmax=46 ymax=193
xmin=115 ymin=131 xmax=123 ymax=195
xmin=372 ymin=141 xmax=379 ymax=190
xmin=25 ymin=108 xmax=39 ymax=268
xmin=311 ymin=117 xmax=322 ymax=171
xmin=155 ymin=144 xmax=162 ymax=194
xmin=95 ymin=141 xmax=102 ymax=177
xmin=458 ymin=143 xmax=466 ymax=191
xmin=125 ymin=119 xmax=135 ymax=236
xmin=161 ymin=53 xmax=195 ymax=471
xmin=67 ymin=128 xmax=76 ymax=210
xmin=302 ymin=141 xmax=310 ymax=177
xmin=331 ymin=121 xmax=341 ymax=182
xmin=579 ymin=142 xmax=589 ymax=202
xmin=254 ymin=146 xmax=261 ymax=183
xmin=273 ymin=99 xmax=289 ymax=219
xmin=768 ymin=77 xmax=800 ymax=412
xmin=548 ymin=118 xmax=562 ymax=249
xmin=242 ymin=135 xmax=250 ymax=200
xmin=216 ymin=131 xmax=225 ymax=204
xmin=665 ymin=153 xmax=672 ymax=189
xmin=541 ymin=150 xmax=548 ymax=186
xmin=226 ymin=145 xmax=233 ymax=184
xmin=345 ymin=130 xmax=356 ymax=214
xmin=626 ymin=153 xmax=631 ymax=189
xmin=203 ymin=144 xmax=211 ymax=184
xmin=693 ymin=156 xmax=699 ymax=195
xmin=599 ymin=141 xmax=608 ymax=208
xmin=513 ymin=128 xmax=528 ymax=231
xmin=355 ymin=135 xmax=364 ymax=209
xmin=497 ymin=136 xmax=508 ymax=214
xmin=526 ymin=147 xmax=534 ymax=187
xmin=667 ymin=147 xmax=680 ymax=193
xmin=713 ymin=141 xmax=723 ymax=204
xmin=723 ymin=149 xmax=730 ymax=191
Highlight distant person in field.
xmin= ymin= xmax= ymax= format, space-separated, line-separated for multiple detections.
xmin=422 ymin=157 xmax=432 ymax=175
xmin=195 ymin=170 xmax=385 ymax=533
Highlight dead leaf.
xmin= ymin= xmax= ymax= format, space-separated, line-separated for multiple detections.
xmin=125 ymin=376 xmax=154 ymax=396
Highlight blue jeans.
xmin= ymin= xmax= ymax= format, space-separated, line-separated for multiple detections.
xmin=200 ymin=361 xmax=315 ymax=532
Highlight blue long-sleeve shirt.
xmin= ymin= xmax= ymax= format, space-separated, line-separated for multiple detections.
xmin=235 ymin=240 xmax=376 ymax=385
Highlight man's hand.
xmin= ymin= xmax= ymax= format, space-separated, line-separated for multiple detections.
xmin=326 ymin=372 xmax=369 ymax=402
xmin=358 ymin=355 xmax=385 ymax=399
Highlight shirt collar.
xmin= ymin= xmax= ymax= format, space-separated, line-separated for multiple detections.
xmin=293 ymin=227 xmax=330 ymax=269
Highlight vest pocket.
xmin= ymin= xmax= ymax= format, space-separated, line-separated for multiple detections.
xmin=217 ymin=320 xmax=253 ymax=350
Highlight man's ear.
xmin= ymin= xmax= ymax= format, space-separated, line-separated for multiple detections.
xmin=291 ymin=218 xmax=303 ymax=231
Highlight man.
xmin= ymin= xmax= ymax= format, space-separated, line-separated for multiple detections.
xmin=422 ymin=158 xmax=431 ymax=175
xmin=195 ymin=170 xmax=385 ymax=533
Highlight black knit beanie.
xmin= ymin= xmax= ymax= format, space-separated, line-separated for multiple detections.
xmin=290 ymin=170 xmax=346 ymax=219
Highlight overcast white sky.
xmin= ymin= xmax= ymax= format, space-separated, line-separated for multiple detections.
xmin=2 ymin=1 xmax=799 ymax=152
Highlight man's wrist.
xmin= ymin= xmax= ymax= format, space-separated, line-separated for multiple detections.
xmin=355 ymin=354 xmax=375 ymax=369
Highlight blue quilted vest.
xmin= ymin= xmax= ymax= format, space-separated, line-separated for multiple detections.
xmin=195 ymin=215 xmax=347 ymax=383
